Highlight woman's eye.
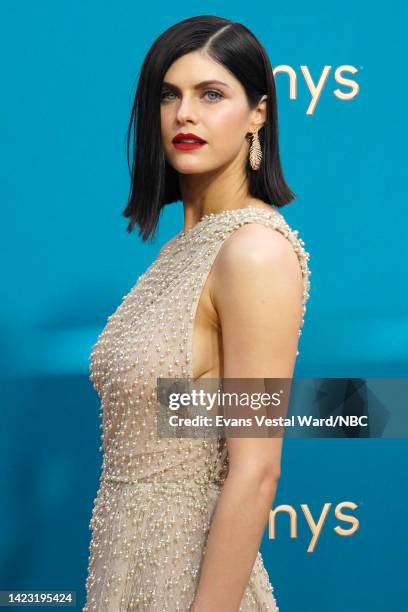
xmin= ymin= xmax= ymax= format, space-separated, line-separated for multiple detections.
xmin=161 ymin=91 xmax=176 ymax=101
xmin=160 ymin=90 xmax=223 ymax=102
xmin=203 ymin=90 xmax=223 ymax=102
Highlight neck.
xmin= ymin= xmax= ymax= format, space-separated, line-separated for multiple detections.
xmin=179 ymin=159 xmax=251 ymax=231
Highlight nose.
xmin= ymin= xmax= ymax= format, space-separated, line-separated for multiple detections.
xmin=175 ymin=94 xmax=198 ymax=124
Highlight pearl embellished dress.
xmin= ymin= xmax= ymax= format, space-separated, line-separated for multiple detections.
xmin=83 ymin=205 xmax=311 ymax=611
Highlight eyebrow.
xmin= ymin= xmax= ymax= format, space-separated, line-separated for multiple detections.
xmin=161 ymin=79 xmax=230 ymax=90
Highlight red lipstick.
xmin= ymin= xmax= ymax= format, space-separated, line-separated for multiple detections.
xmin=172 ymin=132 xmax=207 ymax=151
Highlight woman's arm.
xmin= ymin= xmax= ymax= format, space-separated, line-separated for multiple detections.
xmin=190 ymin=223 xmax=304 ymax=612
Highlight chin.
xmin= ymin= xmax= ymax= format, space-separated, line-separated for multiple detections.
xmin=173 ymin=163 xmax=213 ymax=175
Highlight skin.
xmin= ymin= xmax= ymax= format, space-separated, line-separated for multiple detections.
xmin=160 ymin=49 xmax=303 ymax=611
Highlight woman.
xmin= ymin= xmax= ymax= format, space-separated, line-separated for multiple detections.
xmin=83 ymin=14 xmax=311 ymax=612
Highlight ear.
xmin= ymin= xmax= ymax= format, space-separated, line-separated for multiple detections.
xmin=249 ymin=95 xmax=268 ymax=131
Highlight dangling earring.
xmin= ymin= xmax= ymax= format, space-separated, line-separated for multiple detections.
xmin=249 ymin=128 xmax=262 ymax=170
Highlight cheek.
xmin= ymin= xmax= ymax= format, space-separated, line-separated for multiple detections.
xmin=209 ymin=104 xmax=249 ymax=147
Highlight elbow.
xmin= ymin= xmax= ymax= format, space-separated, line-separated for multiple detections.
xmin=258 ymin=464 xmax=280 ymax=498
xmin=229 ymin=462 xmax=280 ymax=498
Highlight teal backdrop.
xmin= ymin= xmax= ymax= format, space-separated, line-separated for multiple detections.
xmin=1 ymin=1 xmax=407 ymax=610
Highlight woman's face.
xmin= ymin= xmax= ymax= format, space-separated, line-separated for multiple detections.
xmin=160 ymin=50 xmax=266 ymax=175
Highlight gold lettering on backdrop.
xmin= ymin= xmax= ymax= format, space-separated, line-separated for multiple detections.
xmin=268 ymin=501 xmax=360 ymax=552
xmin=272 ymin=65 xmax=360 ymax=115
xmin=273 ymin=65 xmax=298 ymax=99
xmin=334 ymin=501 xmax=360 ymax=536
xmin=300 ymin=65 xmax=332 ymax=115
xmin=334 ymin=65 xmax=360 ymax=100
xmin=269 ymin=504 xmax=298 ymax=539
xmin=301 ymin=502 xmax=331 ymax=552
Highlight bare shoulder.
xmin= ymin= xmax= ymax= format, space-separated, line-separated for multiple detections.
xmin=209 ymin=222 xmax=304 ymax=379
xmin=210 ymin=222 xmax=303 ymax=291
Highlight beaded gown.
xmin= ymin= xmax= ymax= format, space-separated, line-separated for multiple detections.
xmin=83 ymin=205 xmax=311 ymax=612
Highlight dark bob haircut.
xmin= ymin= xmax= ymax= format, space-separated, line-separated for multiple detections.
xmin=123 ymin=15 xmax=295 ymax=241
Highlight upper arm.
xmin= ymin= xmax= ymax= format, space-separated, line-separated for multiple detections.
xmin=210 ymin=223 xmax=304 ymax=479
xmin=211 ymin=223 xmax=303 ymax=378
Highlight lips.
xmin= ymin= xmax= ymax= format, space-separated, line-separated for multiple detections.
xmin=172 ymin=132 xmax=207 ymax=151
xmin=172 ymin=132 xmax=206 ymax=144
xmin=173 ymin=141 xmax=206 ymax=151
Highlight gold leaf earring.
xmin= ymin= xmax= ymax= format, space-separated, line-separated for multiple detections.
xmin=249 ymin=128 xmax=262 ymax=170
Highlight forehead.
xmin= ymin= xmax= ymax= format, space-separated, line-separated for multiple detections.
xmin=163 ymin=50 xmax=238 ymax=89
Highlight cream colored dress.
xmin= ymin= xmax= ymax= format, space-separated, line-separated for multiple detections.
xmin=83 ymin=205 xmax=311 ymax=611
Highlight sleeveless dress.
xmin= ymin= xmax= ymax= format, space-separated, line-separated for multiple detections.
xmin=83 ymin=205 xmax=311 ymax=612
